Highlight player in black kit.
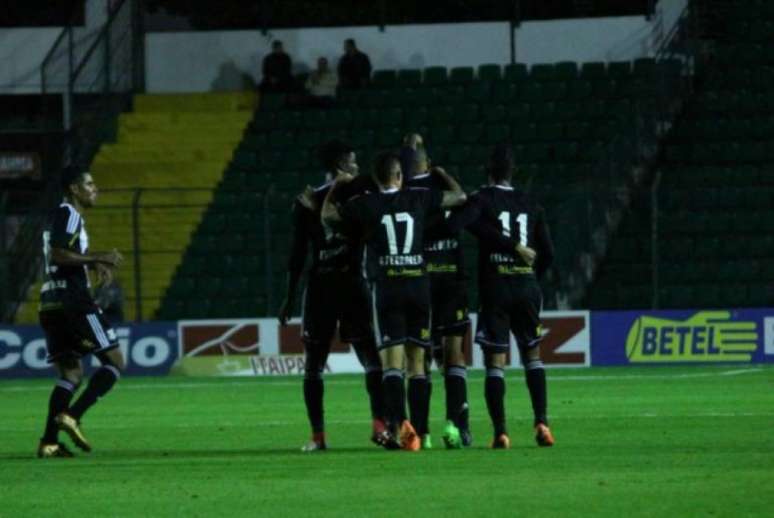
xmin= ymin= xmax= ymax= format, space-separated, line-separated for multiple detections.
xmin=279 ymin=140 xmax=385 ymax=452
xmin=322 ymin=151 xmax=467 ymax=450
xmin=37 ymin=167 xmax=125 ymax=458
xmin=401 ymin=146 xmax=471 ymax=448
xmin=447 ymin=144 xmax=555 ymax=448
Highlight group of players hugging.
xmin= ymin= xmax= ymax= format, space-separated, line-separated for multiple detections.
xmin=34 ymin=134 xmax=554 ymax=457
xmin=280 ymin=134 xmax=555 ymax=452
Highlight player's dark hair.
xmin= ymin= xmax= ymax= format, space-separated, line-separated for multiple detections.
xmin=272 ymin=40 xmax=283 ymax=49
xmin=487 ymin=142 xmax=515 ymax=183
xmin=345 ymin=38 xmax=356 ymax=47
xmin=60 ymin=165 xmax=87 ymax=192
xmin=373 ymin=151 xmax=400 ymax=186
xmin=318 ymin=139 xmax=354 ymax=173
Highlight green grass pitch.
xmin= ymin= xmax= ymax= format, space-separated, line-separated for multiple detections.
xmin=1 ymin=365 xmax=773 ymax=517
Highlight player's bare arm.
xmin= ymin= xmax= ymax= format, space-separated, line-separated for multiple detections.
xmin=50 ymin=247 xmax=123 ymax=269
xmin=321 ymin=173 xmax=353 ymax=224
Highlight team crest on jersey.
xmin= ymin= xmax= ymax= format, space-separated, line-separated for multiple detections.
xmin=383 ymin=335 xmax=390 ymax=342
xmin=80 ymin=339 xmax=96 ymax=351
xmin=420 ymin=328 xmax=431 ymax=340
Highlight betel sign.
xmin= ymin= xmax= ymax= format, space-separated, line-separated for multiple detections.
xmin=592 ymin=309 xmax=774 ymax=365
xmin=0 ymin=323 xmax=178 ymax=377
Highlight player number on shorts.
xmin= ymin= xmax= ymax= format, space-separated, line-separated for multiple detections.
xmin=498 ymin=212 xmax=528 ymax=246
xmin=381 ymin=212 xmax=414 ymax=255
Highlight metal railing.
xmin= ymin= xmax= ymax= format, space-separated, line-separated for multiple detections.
xmin=548 ymin=1 xmax=700 ymax=309
xmin=0 ymin=0 xmax=141 ymax=322
xmin=77 ymin=188 xmax=283 ymax=322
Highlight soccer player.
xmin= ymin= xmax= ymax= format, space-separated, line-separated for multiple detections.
xmin=400 ymin=146 xmax=471 ymax=448
xmin=447 ymin=144 xmax=555 ymax=448
xmin=321 ymin=151 xmax=467 ymax=450
xmin=278 ymin=140 xmax=385 ymax=452
xmin=37 ymin=166 xmax=124 ymax=458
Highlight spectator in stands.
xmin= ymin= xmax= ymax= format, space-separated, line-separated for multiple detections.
xmin=305 ymin=57 xmax=338 ymax=107
xmin=260 ymin=40 xmax=293 ymax=93
xmin=337 ymin=38 xmax=372 ymax=89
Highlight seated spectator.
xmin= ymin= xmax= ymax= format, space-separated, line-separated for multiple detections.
xmin=260 ymin=40 xmax=293 ymax=93
xmin=305 ymin=57 xmax=338 ymax=107
xmin=337 ymin=38 xmax=372 ymax=89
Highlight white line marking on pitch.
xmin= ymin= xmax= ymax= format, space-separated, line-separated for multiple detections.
xmin=0 ymin=367 xmax=766 ymax=393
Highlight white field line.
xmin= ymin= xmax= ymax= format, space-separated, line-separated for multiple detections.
xmin=0 ymin=368 xmax=765 ymax=394
xmin=1 ymin=412 xmax=774 ymax=434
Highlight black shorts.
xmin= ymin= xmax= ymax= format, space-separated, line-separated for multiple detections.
xmin=475 ymin=277 xmax=543 ymax=353
xmin=371 ymin=276 xmax=431 ymax=349
xmin=39 ymin=309 xmax=119 ymax=363
xmin=301 ymin=273 xmax=372 ymax=346
xmin=429 ymin=274 xmax=469 ymax=338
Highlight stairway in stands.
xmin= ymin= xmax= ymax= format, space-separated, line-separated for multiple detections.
xmin=158 ymin=58 xmax=674 ymax=320
xmin=15 ymin=92 xmax=254 ymax=323
xmin=586 ymin=0 xmax=774 ymax=309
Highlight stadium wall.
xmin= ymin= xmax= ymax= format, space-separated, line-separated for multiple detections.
xmin=145 ymin=16 xmax=653 ymax=93
xmin=2 ymin=309 xmax=773 ymax=378
xmin=0 ymin=0 xmax=111 ymax=94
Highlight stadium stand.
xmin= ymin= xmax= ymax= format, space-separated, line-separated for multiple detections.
xmin=586 ymin=0 xmax=774 ymax=309
xmin=14 ymin=92 xmax=255 ymax=323
xmin=156 ymin=58 xmax=676 ymax=320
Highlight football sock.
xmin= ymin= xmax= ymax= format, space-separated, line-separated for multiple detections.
xmin=69 ymin=366 xmax=120 ymax=421
xmin=364 ymin=367 xmax=385 ymax=420
xmin=382 ymin=368 xmax=406 ymax=433
xmin=302 ymin=373 xmax=325 ymax=434
xmin=445 ymin=365 xmax=468 ymax=427
xmin=525 ymin=360 xmax=548 ymax=426
xmin=408 ymin=374 xmax=429 ymax=435
xmin=485 ymin=367 xmax=507 ymax=437
xmin=42 ymin=379 xmax=77 ymax=443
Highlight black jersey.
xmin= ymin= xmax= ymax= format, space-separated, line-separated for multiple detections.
xmin=39 ymin=203 xmax=96 ymax=313
xmin=288 ymin=178 xmax=376 ymax=277
xmin=449 ymin=185 xmax=554 ymax=282
xmin=404 ymin=172 xmax=463 ymax=276
xmin=339 ymin=187 xmax=444 ymax=280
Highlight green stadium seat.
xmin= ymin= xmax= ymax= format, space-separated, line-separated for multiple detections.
xmin=423 ymin=66 xmax=448 ymax=85
xmin=481 ymin=104 xmax=506 ymax=123
xmin=466 ymin=82 xmax=491 ymax=103
xmin=428 ymin=126 xmax=455 ymax=146
xmin=530 ymin=63 xmax=556 ymax=81
xmin=449 ymin=67 xmax=475 ymax=83
xmin=580 ymin=62 xmax=606 ymax=79
xmin=260 ymin=93 xmax=285 ymax=111
xmin=484 ymin=124 xmax=510 ymax=145
xmin=503 ymin=63 xmax=528 ymax=82
xmin=397 ymin=69 xmax=422 ymax=86
xmin=376 ymin=127 xmax=402 ymax=147
xmin=447 ymin=145 xmax=472 ymax=165
xmin=567 ymin=80 xmax=593 ymax=100
xmin=427 ymin=106 xmax=455 ymax=125
xmin=478 ymin=64 xmax=502 ymax=81
xmin=633 ymin=58 xmax=656 ymax=78
xmin=555 ymin=61 xmax=578 ymax=79
xmin=438 ymin=85 xmax=465 ymax=105
xmin=372 ymin=70 xmax=397 ymax=86
xmin=506 ymin=102 xmax=530 ymax=122
xmin=457 ymin=123 xmax=483 ymax=145
xmin=403 ymin=107 xmax=428 ymax=129
xmin=492 ymin=81 xmax=517 ymax=104
xmin=607 ymin=61 xmax=632 ymax=78
xmin=456 ymin=103 xmax=479 ymax=124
